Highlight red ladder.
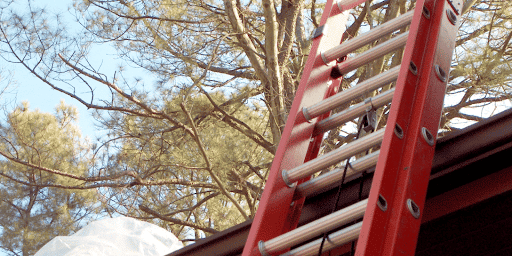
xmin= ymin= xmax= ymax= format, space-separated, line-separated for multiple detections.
xmin=242 ymin=0 xmax=463 ymax=255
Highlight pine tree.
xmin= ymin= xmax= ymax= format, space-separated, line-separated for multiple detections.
xmin=0 ymin=102 xmax=96 ymax=256
xmin=0 ymin=0 xmax=510 ymax=241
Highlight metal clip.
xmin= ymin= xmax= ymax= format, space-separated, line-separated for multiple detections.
xmin=312 ymin=24 xmax=328 ymax=39
xmin=361 ymin=109 xmax=377 ymax=132
xmin=361 ymin=98 xmax=377 ymax=132
xmin=364 ymin=97 xmax=374 ymax=112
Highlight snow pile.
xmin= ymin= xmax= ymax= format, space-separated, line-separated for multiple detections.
xmin=35 ymin=217 xmax=183 ymax=256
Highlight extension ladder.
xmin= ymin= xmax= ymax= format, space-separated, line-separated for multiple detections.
xmin=242 ymin=0 xmax=463 ymax=255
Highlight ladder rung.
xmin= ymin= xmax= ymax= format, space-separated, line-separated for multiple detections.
xmin=303 ymin=66 xmax=400 ymax=121
xmin=314 ymin=88 xmax=394 ymax=136
xmin=280 ymin=222 xmax=362 ymax=256
xmin=322 ymin=10 xmax=414 ymax=64
xmin=334 ymin=31 xmax=409 ymax=76
xmin=282 ymin=128 xmax=385 ymax=186
xmin=259 ymin=199 xmax=367 ymax=256
xmin=296 ymin=150 xmax=379 ymax=198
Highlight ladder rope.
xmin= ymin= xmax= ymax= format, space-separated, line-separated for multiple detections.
xmin=318 ymin=119 xmax=367 ymax=256
xmin=317 ymin=106 xmax=377 ymax=255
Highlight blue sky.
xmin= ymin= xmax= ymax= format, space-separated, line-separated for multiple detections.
xmin=1 ymin=0 xmax=153 ymax=140
xmin=2 ymin=0 xmax=98 ymax=139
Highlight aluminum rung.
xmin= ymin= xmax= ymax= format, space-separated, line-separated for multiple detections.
xmin=259 ymin=199 xmax=367 ymax=256
xmin=314 ymin=88 xmax=394 ymax=136
xmin=280 ymin=222 xmax=362 ymax=256
xmin=322 ymin=10 xmax=414 ymax=64
xmin=296 ymin=150 xmax=379 ymax=198
xmin=282 ymin=128 xmax=385 ymax=186
xmin=303 ymin=66 xmax=400 ymax=121
xmin=333 ymin=31 xmax=408 ymax=76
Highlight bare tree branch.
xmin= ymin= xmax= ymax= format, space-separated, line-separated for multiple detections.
xmin=139 ymin=205 xmax=219 ymax=234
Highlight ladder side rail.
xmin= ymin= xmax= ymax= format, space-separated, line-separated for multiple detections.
xmin=355 ymin=0 xmax=462 ymax=255
xmin=241 ymin=1 xmax=349 ymax=254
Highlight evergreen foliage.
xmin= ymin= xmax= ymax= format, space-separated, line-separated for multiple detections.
xmin=0 ymin=102 xmax=96 ymax=256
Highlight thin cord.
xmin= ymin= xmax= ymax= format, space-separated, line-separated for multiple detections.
xmin=318 ymin=112 xmax=377 ymax=256
xmin=350 ymin=170 xmax=367 ymax=256
xmin=317 ymin=121 xmax=365 ymax=256
xmin=351 ymin=124 xmax=376 ymax=256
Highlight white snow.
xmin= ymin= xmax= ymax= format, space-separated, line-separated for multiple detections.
xmin=35 ymin=217 xmax=183 ymax=256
